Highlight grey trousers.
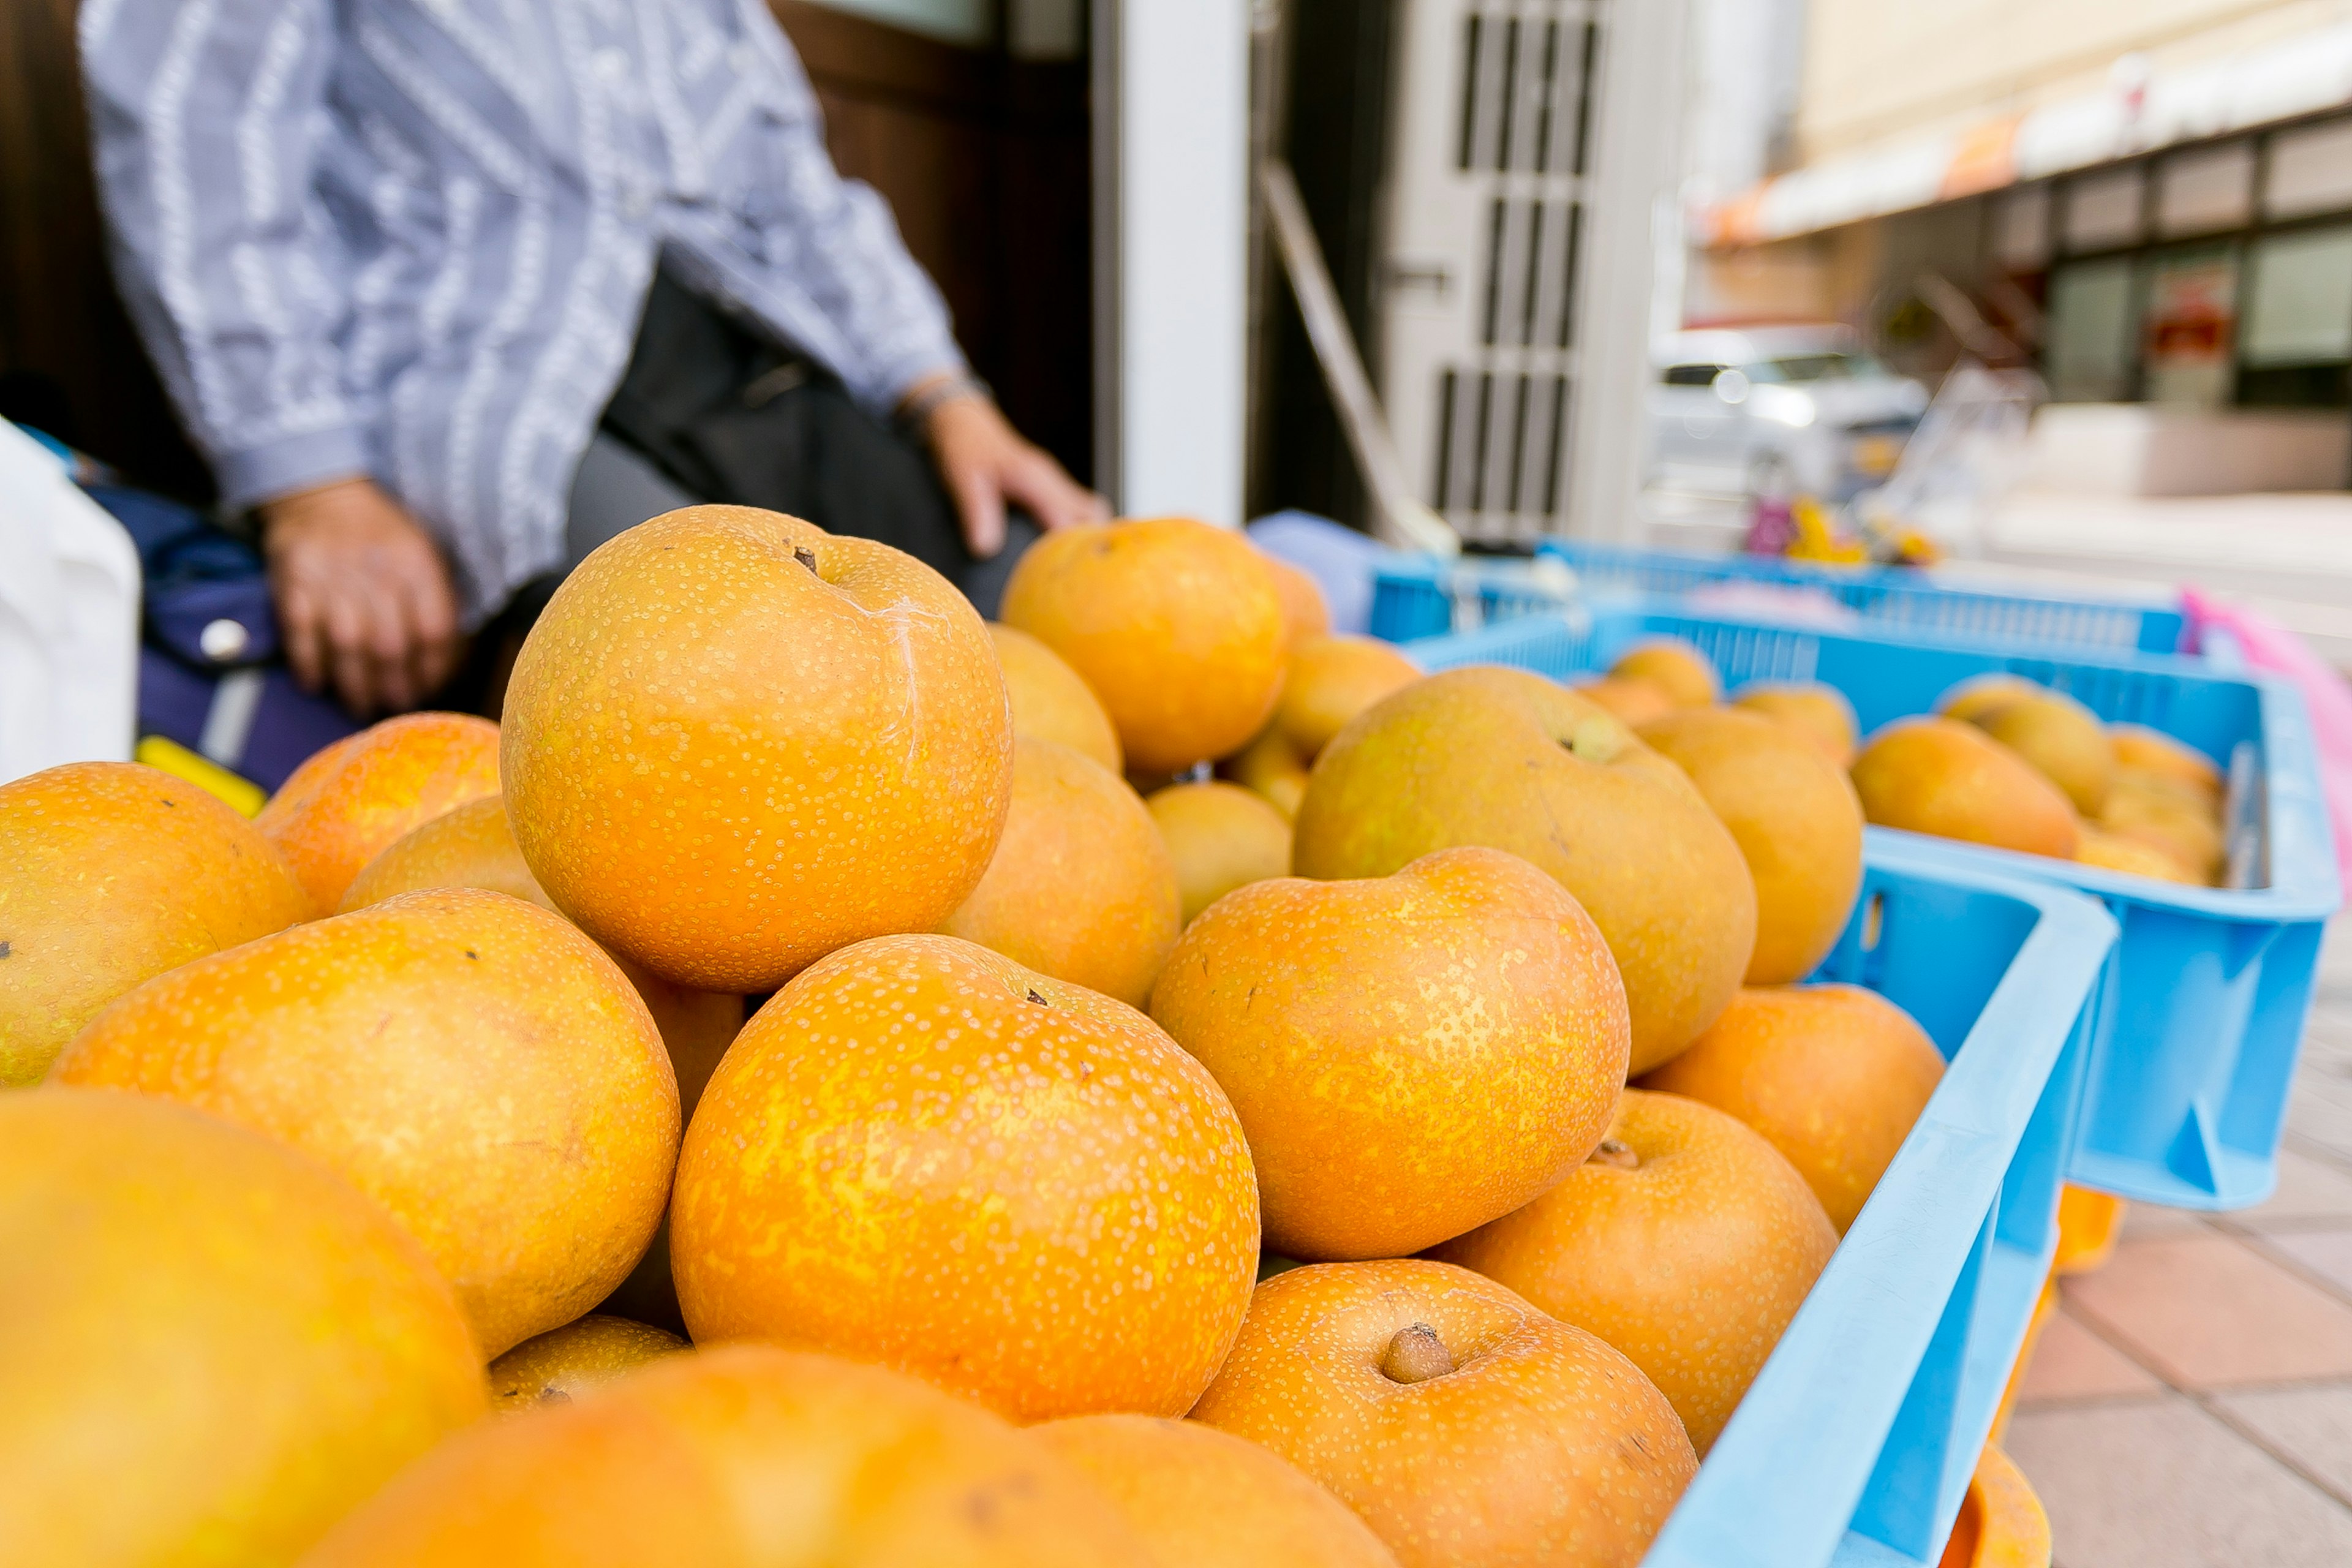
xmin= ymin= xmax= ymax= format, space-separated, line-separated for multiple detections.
xmin=561 ymin=427 xmax=1038 ymax=617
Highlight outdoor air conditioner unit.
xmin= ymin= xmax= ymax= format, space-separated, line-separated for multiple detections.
xmin=1376 ymin=0 xmax=1689 ymax=546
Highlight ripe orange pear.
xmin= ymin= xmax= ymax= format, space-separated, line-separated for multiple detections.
xmin=1938 ymin=674 xmax=2043 ymax=723
xmin=942 ymin=736 xmax=1182 ymax=1007
xmin=1734 ymin=681 xmax=1860 ymax=765
xmin=1150 ymin=847 xmax=1627 ymax=1260
xmin=1264 ymin=553 xmax=1335 ymax=646
xmin=1148 ymin=780 xmax=1294 ymax=924
xmin=1275 ymin=635 xmax=1422 ymax=756
xmin=2100 ymin=778 xmax=2226 ymax=880
xmin=341 ymin=796 xmax=744 ymax=1115
xmin=1227 ymin=725 xmax=1314 ymax=818
xmin=1433 ymin=1089 xmax=1837 ymax=1452
xmin=989 ymin=620 xmax=1123 ymax=772
xmin=2076 ymin=824 xmax=2200 ymax=884
xmin=503 ymin=507 xmax=1013 ymax=993
xmin=2111 ymin=723 xmax=2223 ymax=802
xmin=1640 ymin=984 xmax=1947 ymax=1232
xmin=1191 ymin=1259 xmax=1695 ymax=1568
xmin=1968 ymin=691 xmax=2116 ymax=815
xmin=1575 ymin=673 xmax=1677 ymax=726
xmin=1636 ymin=707 xmax=1864 ymax=985
xmin=672 ymin=934 xmax=1259 ymax=1423
xmin=1610 ymin=637 xmax=1719 ymax=707
xmin=298 ymin=1346 xmax=1156 ymax=1568
xmin=489 ymin=1316 xmax=687 ymax=1413
xmin=1003 ymin=516 xmax=1288 ymax=772
xmin=1849 ymin=718 xmax=2081 ymax=859
xmin=0 ymin=761 xmax=311 ymax=1085
xmin=1033 ymin=1415 xmax=1400 ymax=1568
xmin=1 ymin=1090 xmax=485 ymax=1567
xmin=53 ymin=889 xmax=680 ymax=1356
xmin=1292 ymin=667 xmax=1757 ymax=1072
xmin=258 ymin=712 xmax=502 ymax=913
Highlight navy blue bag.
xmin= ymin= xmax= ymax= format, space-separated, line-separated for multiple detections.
xmin=86 ymin=483 xmax=356 ymax=791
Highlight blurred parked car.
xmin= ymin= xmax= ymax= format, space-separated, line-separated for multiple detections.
xmin=1647 ymin=326 xmax=1930 ymax=501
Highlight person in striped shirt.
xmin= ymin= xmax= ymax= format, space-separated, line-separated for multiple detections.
xmin=85 ymin=0 xmax=1104 ymax=715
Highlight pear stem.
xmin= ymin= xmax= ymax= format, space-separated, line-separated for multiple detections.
xmin=1379 ymin=1323 xmax=1456 ymax=1384
xmin=1588 ymin=1137 xmax=1640 ymax=1170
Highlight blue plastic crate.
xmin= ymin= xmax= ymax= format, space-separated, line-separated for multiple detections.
xmin=1367 ymin=543 xmax=2189 ymax=655
xmin=1655 ymin=838 xmax=2112 ymax=1568
xmin=1542 ymin=540 xmax=2189 ymax=655
xmin=1408 ymin=605 xmax=2341 ymax=1210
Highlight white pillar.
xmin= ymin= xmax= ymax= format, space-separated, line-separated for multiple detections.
xmin=1092 ymin=0 xmax=1251 ymax=525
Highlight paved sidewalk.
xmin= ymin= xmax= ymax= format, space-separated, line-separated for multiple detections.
xmin=2007 ymin=919 xmax=2352 ymax=1567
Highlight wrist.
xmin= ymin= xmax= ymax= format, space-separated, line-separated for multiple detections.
xmin=897 ymin=374 xmax=994 ymax=440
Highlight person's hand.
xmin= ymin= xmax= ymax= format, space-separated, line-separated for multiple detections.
xmin=260 ymin=477 xmax=461 ymax=717
xmin=915 ymin=383 xmax=1108 ymax=558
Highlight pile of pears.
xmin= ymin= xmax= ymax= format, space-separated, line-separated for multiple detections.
xmin=2 ymin=513 xmax=1997 ymax=1568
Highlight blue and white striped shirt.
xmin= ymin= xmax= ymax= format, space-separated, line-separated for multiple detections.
xmin=84 ymin=0 xmax=967 ymax=620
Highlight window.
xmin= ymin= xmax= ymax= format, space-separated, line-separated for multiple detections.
xmin=1662 ymin=363 xmax=1728 ymax=386
xmin=2265 ymin=121 xmax=2352 ymax=221
xmin=2241 ymin=225 xmax=2352 ymax=366
xmin=2064 ymin=168 xmax=2146 ymax=254
xmin=2046 ymin=258 xmax=2139 ymax=401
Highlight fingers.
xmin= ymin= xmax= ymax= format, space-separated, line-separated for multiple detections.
xmin=320 ymin=583 xmax=380 ymax=717
xmin=948 ymin=462 xmax=1007 ymax=560
xmin=276 ymin=575 xmax=328 ymax=695
xmin=400 ymin=560 xmax=462 ymax=703
xmin=1004 ymin=450 xmax=1110 ymax=533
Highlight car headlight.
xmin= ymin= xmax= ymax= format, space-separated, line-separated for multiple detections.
xmin=1749 ymin=386 xmax=1817 ymax=428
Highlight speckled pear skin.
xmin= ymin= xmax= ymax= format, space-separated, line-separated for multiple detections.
xmin=257 ymin=713 xmax=503 ymax=914
xmin=1635 ymin=706 xmax=1865 ymax=986
xmin=671 ymin=933 xmax=1260 ymax=1423
xmin=488 ymin=1315 xmax=686 ymax=1414
xmin=1640 ymin=984 xmax=1948 ymax=1234
xmin=1190 ymin=1259 xmax=1696 ymax=1568
xmin=989 ymin=621 xmax=1123 ymax=772
xmin=0 ymin=761 xmax=312 ymax=1085
xmin=1033 ymin=1413 xmax=1401 ymax=1568
xmin=502 ymin=507 xmax=1014 ymax=994
xmin=51 ymin=888 xmax=681 ymax=1357
xmin=1148 ymin=846 xmax=1628 ymax=1261
xmin=1434 ymin=1088 xmax=1838 ymax=1453
xmin=1292 ymin=666 xmax=1758 ymax=1074
xmin=339 ymin=796 xmax=745 ymax=1118
xmin=1 ymin=1090 xmax=486 ymax=1568
xmin=298 ymin=1346 xmax=1161 ymax=1568
xmin=1002 ymin=516 xmax=1289 ymax=774
xmin=940 ymin=736 xmax=1181 ymax=1008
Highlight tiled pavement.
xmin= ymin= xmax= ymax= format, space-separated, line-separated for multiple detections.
xmin=2007 ymin=920 xmax=2352 ymax=1567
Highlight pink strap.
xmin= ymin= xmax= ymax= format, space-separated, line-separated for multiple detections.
xmin=2184 ymin=586 xmax=2352 ymax=887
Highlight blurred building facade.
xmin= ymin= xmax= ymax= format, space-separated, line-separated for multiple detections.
xmin=1692 ymin=0 xmax=2352 ymax=492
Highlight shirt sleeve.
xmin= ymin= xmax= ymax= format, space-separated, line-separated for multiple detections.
xmin=726 ymin=4 xmax=970 ymax=415
xmin=81 ymin=0 xmax=369 ymax=513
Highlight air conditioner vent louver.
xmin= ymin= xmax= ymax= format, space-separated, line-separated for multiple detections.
xmin=1387 ymin=1 xmax=1608 ymax=547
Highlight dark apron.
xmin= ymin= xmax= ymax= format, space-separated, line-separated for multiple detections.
xmin=597 ymin=268 xmax=993 ymax=592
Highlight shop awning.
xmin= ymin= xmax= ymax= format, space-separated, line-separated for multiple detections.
xmin=1708 ymin=23 xmax=2352 ymax=247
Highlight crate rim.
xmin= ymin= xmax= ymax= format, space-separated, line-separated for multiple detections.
xmin=1647 ymin=838 xmax=2118 ymax=1568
